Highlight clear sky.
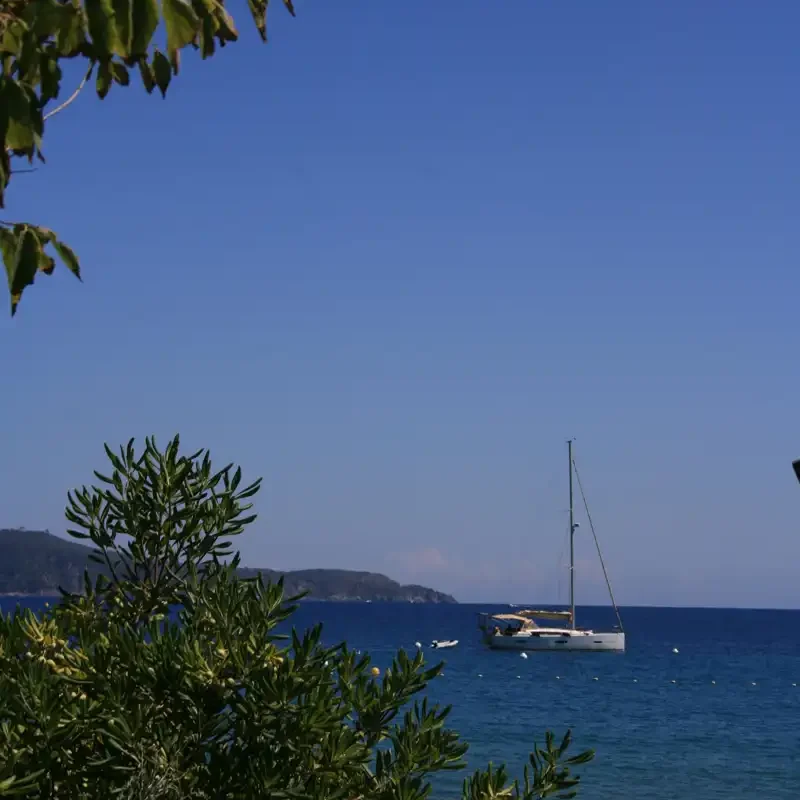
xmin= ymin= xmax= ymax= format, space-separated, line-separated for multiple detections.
xmin=2 ymin=1 xmax=799 ymax=607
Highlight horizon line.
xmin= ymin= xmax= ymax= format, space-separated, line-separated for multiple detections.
xmin=459 ymin=601 xmax=800 ymax=612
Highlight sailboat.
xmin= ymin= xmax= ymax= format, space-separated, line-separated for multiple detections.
xmin=478 ymin=440 xmax=625 ymax=652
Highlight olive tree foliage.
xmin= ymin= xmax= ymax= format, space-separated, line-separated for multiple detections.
xmin=0 ymin=435 xmax=595 ymax=799
xmin=0 ymin=0 xmax=295 ymax=316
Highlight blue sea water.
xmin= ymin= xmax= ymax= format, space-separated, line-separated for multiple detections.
xmin=3 ymin=598 xmax=799 ymax=799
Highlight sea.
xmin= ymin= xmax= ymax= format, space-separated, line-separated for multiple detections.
xmin=3 ymin=598 xmax=799 ymax=799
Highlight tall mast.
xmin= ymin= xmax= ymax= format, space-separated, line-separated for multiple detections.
xmin=568 ymin=438 xmax=575 ymax=628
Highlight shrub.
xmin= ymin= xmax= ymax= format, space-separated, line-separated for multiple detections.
xmin=0 ymin=436 xmax=593 ymax=799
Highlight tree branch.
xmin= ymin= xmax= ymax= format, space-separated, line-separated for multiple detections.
xmin=43 ymin=64 xmax=94 ymax=122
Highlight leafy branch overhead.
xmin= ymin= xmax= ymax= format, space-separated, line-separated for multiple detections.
xmin=0 ymin=0 xmax=295 ymax=316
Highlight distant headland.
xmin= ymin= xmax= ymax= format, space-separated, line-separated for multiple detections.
xmin=0 ymin=529 xmax=456 ymax=604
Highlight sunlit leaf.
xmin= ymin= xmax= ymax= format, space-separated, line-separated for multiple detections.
xmin=0 ymin=20 xmax=24 ymax=57
xmin=214 ymin=3 xmax=238 ymax=42
xmin=112 ymin=0 xmax=133 ymax=58
xmin=50 ymin=236 xmax=82 ymax=280
xmin=85 ymin=0 xmax=119 ymax=57
xmin=246 ymin=0 xmax=267 ymax=42
xmin=161 ymin=0 xmax=199 ymax=63
xmin=196 ymin=8 xmax=217 ymax=58
xmin=96 ymin=59 xmax=113 ymax=98
xmin=8 ymin=226 xmax=41 ymax=315
xmin=131 ymin=0 xmax=159 ymax=57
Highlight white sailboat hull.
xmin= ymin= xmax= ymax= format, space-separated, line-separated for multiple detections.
xmin=486 ymin=630 xmax=625 ymax=652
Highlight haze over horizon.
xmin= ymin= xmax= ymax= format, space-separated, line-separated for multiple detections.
xmin=2 ymin=1 xmax=799 ymax=610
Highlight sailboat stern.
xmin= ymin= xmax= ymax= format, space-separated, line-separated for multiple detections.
xmin=485 ymin=627 xmax=626 ymax=652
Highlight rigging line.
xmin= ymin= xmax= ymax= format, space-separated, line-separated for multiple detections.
xmin=571 ymin=458 xmax=625 ymax=633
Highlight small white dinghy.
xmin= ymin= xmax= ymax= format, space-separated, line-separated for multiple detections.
xmin=430 ymin=639 xmax=458 ymax=649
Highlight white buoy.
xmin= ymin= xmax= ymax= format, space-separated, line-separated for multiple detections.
xmin=751 ymin=681 xmax=757 ymax=686
xmin=671 ymin=679 xmax=677 ymax=684
xmin=672 ymin=647 xmax=679 ymax=654
xmin=516 ymin=675 xmax=521 ymax=679
xmin=414 ymin=641 xmax=422 ymax=649
xmin=520 ymin=652 xmax=528 ymax=660
xmin=793 ymin=683 xmax=797 ymax=687
xmin=478 ymin=673 xmax=483 ymax=678
xmin=555 ymin=675 xmax=561 ymax=680
xmin=711 ymin=680 xmax=716 ymax=685
xmin=592 ymin=677 xmax=599 ymax=681
xmin=633 ymin=679 xmax=638 ymax=683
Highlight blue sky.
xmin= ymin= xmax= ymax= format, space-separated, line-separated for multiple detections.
xmin=2 ymin=0 xmax=799 ymax=607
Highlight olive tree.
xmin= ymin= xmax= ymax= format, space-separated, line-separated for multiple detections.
xmin=0 ymin=435 xmax=594 ymax=798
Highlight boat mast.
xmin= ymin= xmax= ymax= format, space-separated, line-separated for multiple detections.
xmin=568 ymin=438 xmax=575 ymax=628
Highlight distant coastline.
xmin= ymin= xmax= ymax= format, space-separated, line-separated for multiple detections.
xmin=0 ymin=529 xmax=456 ymax=604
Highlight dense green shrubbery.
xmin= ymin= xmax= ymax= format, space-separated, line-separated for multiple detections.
xmin=0 ymin=436 xmax=593 ymax=799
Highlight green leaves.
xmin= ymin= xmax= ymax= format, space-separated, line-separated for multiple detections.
xmin=517 ymin=730 xmax=594 ymax=800
xmin=0 ymin=770 xmax=46 ymax=797
xmin=111 ymin=0 xmax=133 ymax=59
xmin=247 ymin=0 xmax=296 ymax=43
xmin=96 ymin=59 xmax=112 ymax=98
xmin=65 ymin=435 xmax=263 ymax=621
xmin=137 ymin=56 xmax=155 ymax=93
xmin=162 ymin=0 xmax=199 ymax=67
xmin=460 ymin=731 xmax=594 ymax=800
xmin=85 ymin=0 xmax=119 ymax=57
xmin=49 ymin=233 xmax=81 ymax=279
xmin=39 ymin=53 xmax=62 ymax=105
xmin=0 ymin=433 xmax=596 ymax=799
xmin=111 ymin=61 xmax=130 ymax=86
xmin=151 ymin=49 xmax=171 ymax=96
xmin=6 ymin=226 xmax=39 ymax=312
xmin=130 ymin=0 xmax=159 ymax=57
xmin=0 ymin=76 xmax=41 ymax=157
xmin=1 ymin=0 xmax=298 ymax=315
xmin=246 ymin=0 xmax=268 ymax=42
xmin=0 ymin=224 xmax=81 ymax=315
